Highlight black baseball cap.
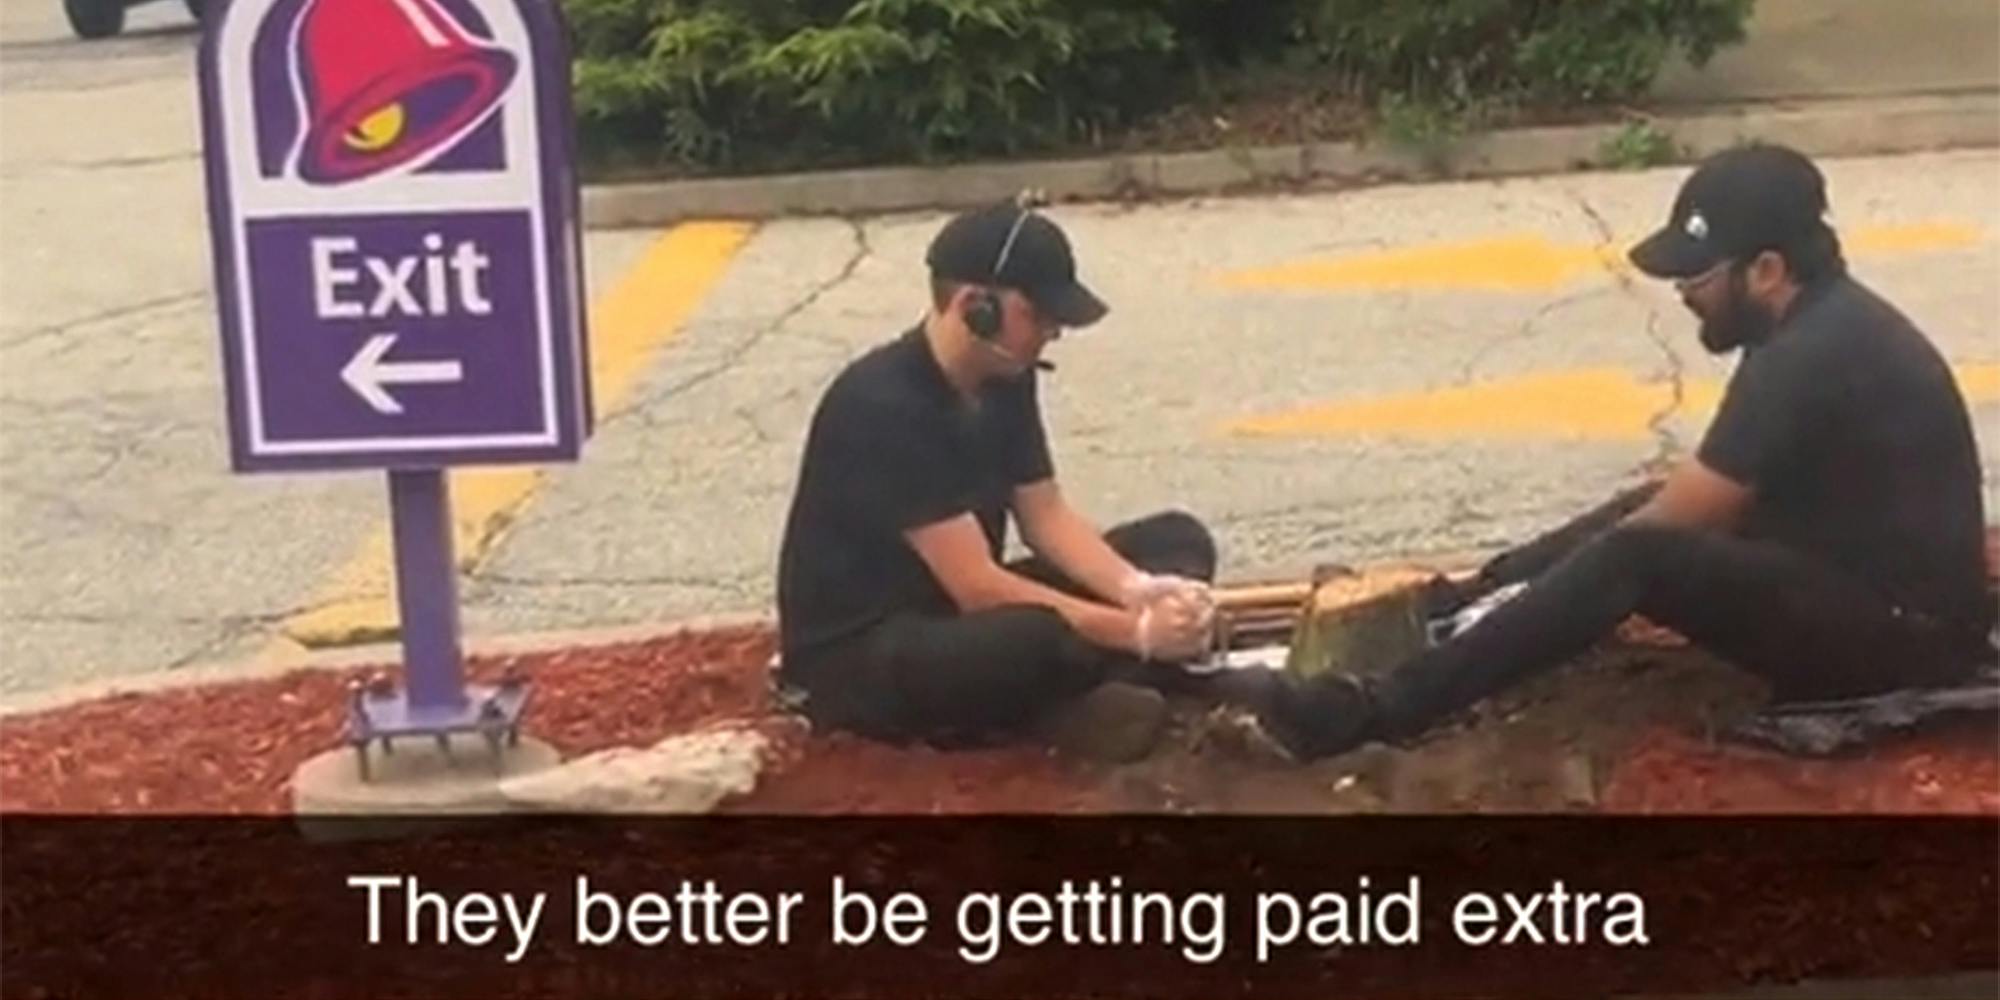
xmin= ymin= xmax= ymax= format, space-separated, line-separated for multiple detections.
xmin=1629 ymin=143 xmax=1833 ymax=279
xmin=926 ymin=200 xmax=1109 ymax=327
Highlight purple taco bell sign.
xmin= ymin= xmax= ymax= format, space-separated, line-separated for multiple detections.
xmin=198 ymin=0 xmax=590 ymax=473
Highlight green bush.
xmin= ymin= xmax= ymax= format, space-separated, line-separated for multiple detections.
xmin=566 ymin=0 xmax=1208 ymax=173
xmin=563 ymin=0 xmax=1754 ymax=175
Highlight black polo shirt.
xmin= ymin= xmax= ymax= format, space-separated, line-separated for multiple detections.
xmin=1697 ymin=274 xmax=1992 ymax=638
xmin=777 ymin=326 xmax=1054 ymax=662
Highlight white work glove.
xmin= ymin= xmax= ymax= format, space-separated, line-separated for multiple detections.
xmin=1135 ymin=602 xmax=1212 ymax=662
xmin=1125 ymin=573 xmax=1216 ymax=662
xmin=1118 ymin=571 xmax=1215 ymax=616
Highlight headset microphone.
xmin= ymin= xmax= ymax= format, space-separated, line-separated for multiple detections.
xmin=979 ymin=336 xmax=1055 ymax=372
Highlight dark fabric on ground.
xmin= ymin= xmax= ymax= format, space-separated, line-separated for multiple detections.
xmin=1722 ymin=665 xmax=2000 ymax=756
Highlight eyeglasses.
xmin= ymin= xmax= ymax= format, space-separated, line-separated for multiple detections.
xmin=1674 ymin=259 xmax=1732 ymax=294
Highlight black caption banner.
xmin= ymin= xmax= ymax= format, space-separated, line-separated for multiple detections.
xmin=3 ymin=816 xmax=1994 ymax=999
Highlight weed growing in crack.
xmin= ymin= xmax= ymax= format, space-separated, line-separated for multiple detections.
xmin=1599 ymin=120 xmax=1681 ymax=170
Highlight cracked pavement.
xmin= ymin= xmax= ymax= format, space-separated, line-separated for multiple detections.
xmin=2 ymin=0 xmax=1995 ymax=696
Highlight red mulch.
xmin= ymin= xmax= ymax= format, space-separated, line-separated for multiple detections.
xmin=0 ymin=624 xmax=1100 ymax=815
xmin=1600 ymin=724 xmax=2000 ymax=814
xmin=1 ymin=621 xmax=1992 ymax=816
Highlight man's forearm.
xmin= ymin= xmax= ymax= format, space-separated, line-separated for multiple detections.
xmin=1021 ymin=508 xmax=1138 ymax=604
xmin=957 ymin=563 xmax=1138 ymax=653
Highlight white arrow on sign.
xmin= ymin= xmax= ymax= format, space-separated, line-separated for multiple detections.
xmin=341 ymin=333 xmax=465 ymax=416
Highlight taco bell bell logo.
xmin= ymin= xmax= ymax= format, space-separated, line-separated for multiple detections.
xmin=261 ymin=0 xmax=517 ymax=184
xmin=200 ymin=0 xmax=588 ymax=473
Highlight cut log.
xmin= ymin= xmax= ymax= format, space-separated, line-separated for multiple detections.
xmin=1287 ymin=567 xmax=1438 ymax=679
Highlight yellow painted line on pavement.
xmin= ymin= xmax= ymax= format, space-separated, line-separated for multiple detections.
xmin=1215 ymin=222 xmax=1983 ymax=294
xmin=1225 ymin=362 xmax=2000 ymax=442
xmin=1841 ymin=221 xmax=1984 ymax=256
xmin=271 ymin=222 xmax=756 ymax=651
xmin=1955 ymin=363 xmax=2000 ymax=400
xmin=1220 ymin=233 xmax=1621 ymax=293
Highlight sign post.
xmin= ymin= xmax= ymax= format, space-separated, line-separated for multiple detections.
xmin=198 ymin=0 xmax=589 ymax=780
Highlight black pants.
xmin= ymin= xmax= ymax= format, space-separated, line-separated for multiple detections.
xmin=1354 ymin=483 xmax=1989 ymax=743
xmin=785 ymin=511 xmax=1218 ymax=746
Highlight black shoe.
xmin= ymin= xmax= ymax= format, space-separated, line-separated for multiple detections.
xmin=1252 ymin=671 xmax=1378 ymax=762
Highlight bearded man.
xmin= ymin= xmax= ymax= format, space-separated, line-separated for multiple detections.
xmin=1252 ymin=144 xmax=1996 ymax=760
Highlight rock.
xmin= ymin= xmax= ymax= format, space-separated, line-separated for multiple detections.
xmin=499 ymin=726 xmax=768 ymax=814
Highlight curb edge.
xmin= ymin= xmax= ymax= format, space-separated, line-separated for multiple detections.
xmin=579 ymin=93 xmax=2000 ymax=229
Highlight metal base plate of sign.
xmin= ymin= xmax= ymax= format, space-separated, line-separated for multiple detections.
xmin=343 ymin=676 xmax=532 ymax=781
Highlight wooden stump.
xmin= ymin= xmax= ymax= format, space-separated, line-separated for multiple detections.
xmin=1285 ymin=567 xmax=1438 ymax=679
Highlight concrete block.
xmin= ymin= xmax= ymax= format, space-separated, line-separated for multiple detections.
xmin=1303 ymin=139 xmax=1432 ymax=185
xmin=1457 ymin=122 xmax=1623 ymax=176
xmin=1154 ymin=145 xmax=1310 ymax=193
xmin=292 ymin=732 xmax=563 ymax=839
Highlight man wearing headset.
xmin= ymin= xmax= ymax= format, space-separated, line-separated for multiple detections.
xmin=775 ymin=197 xmax=1221 ymax=762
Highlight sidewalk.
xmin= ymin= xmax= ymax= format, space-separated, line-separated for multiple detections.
xmin=1650 ymin=0 xmax=1999 ymax=105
